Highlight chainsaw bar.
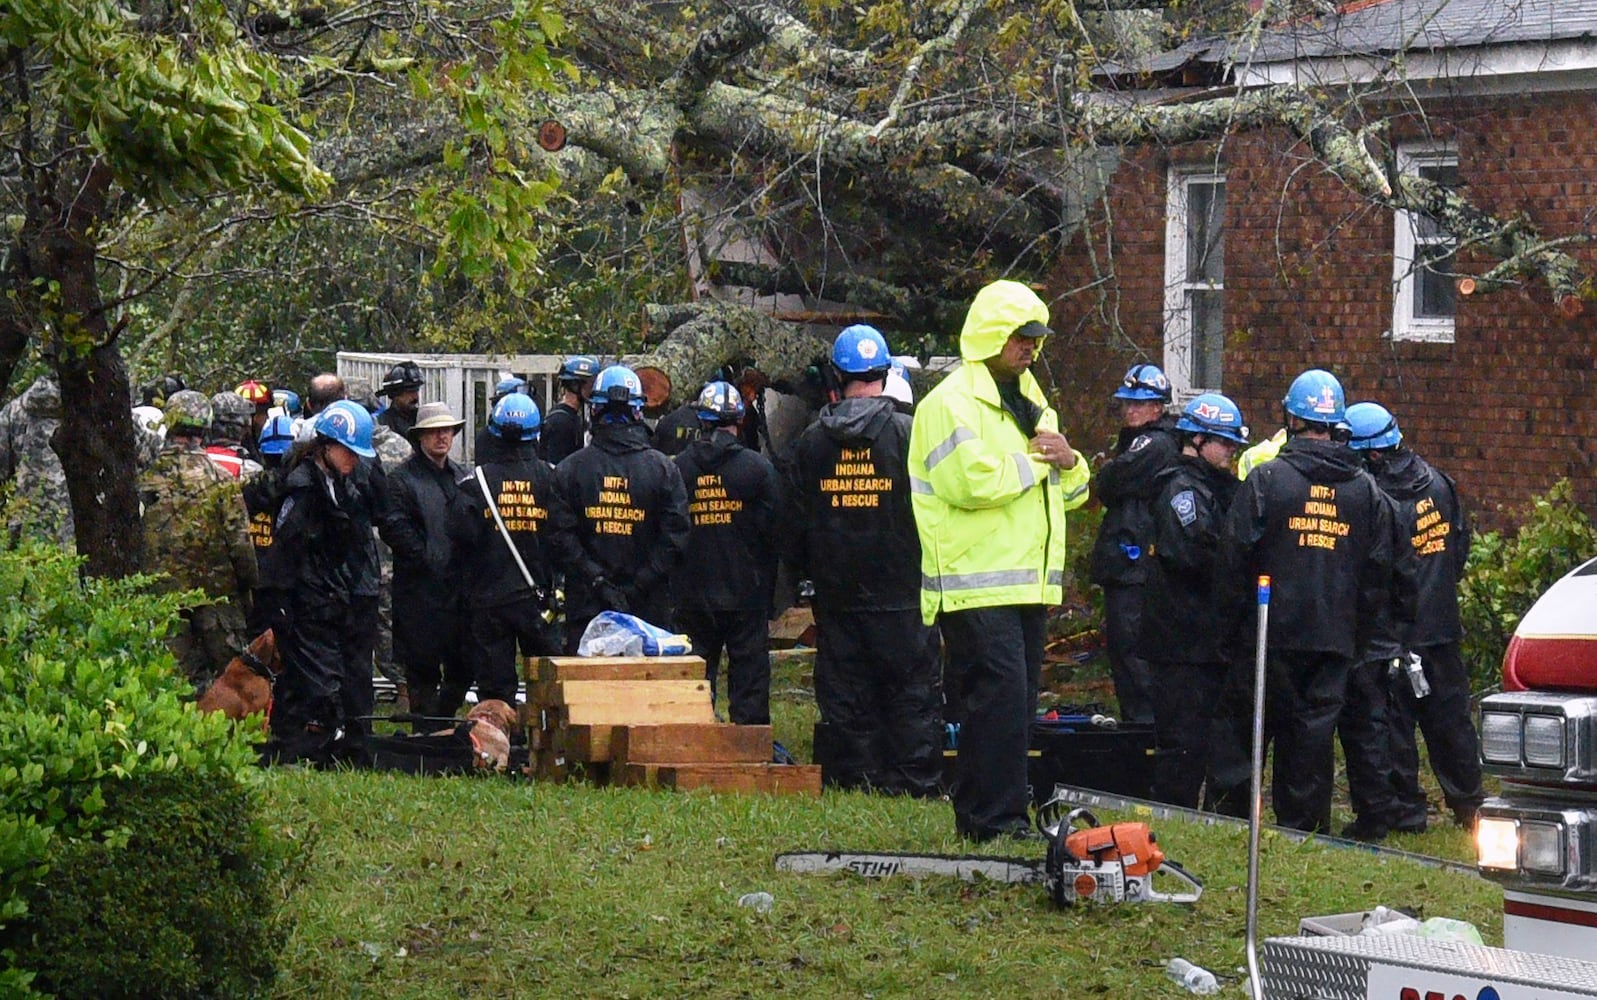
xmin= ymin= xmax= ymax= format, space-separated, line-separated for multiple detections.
xmin=774 ymin=850 xmax=1045 ymax=884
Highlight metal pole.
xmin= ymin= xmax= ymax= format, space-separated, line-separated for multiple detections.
xmin=1245 ymin=575 xmax=1270 ymax=1000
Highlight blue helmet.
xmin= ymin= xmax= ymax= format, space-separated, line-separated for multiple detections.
xmin=1282 ymin=368 xmax=1345 ymax=425
xmin=590 ymin=365 xmax=644 ymax=422
xmin=489 ymin=392 xmax=541 ymax=441
xmin=272 ymin=388 xmax=302 ymax=418
xmin=695 ymin=380 xmax=745 ymax=425
xmin=258 ymin=414 xmax=296 ymax=456
xmin=492 ymin=376 xmax=529 ymax=403
xmin=313 ymin=399 xmax=376 ymax=458
xmin=831 ymin=324 xmax=891 ymax=376
xmin=1114 ymin=363 xmax=1172 ymax=402
xmin=559 ymin=355 xmax=601 ymax=381
xmin=1176 ymin=392 xmax=1249 ymax=445
xmin=1346 ymin=402 xmax=1402 ymax=451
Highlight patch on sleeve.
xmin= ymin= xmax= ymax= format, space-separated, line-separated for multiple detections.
xmin=274 ymin=495 xmax=296 ymax=530
xmin=1128 ymin=434 xmax=1151 ymax=452
xmin=1169 ymin=489 xmax=1197 ymax=527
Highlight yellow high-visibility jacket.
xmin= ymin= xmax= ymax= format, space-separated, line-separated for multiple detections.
xmin=909 ymin=280 xmax=1090 ymax=625
xmin=1238 ymin=427 xmax=1287 ymax=479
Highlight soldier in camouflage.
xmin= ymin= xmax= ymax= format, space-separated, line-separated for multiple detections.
xmin=139 ymin=390 xmax=259 ymax=684
xmin=2 ymin=374 xmax=162 ymax=546
xmin=206 ymin=391 xmax=265 ymax=481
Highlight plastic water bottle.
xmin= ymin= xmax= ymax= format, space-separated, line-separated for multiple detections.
xmin=1404 ymin=652 xmax=1431 ymax=698
xmin=1165 ymin=958 xmax=1220 ymax=995
xmin=737 ymin=891 xmax=774 ymax=913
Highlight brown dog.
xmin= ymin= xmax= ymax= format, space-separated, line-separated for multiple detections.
xmin=453 ymin=699 xmax=518 ymax=771
xmin=196 ymin=629 xmax=281 ymax=723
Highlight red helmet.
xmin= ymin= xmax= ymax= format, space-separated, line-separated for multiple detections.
xmin=235 ymin=379 xmax=272 ymax=406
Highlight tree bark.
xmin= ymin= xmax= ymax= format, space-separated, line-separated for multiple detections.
xmin=625 ymin=301 xmax=830 ymax=408
xmin=32 ymin=162 xmax=143 ymax=578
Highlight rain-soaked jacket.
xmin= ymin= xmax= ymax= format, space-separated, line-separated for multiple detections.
xmin=908 ymin=280 xmax=1091 ymax=625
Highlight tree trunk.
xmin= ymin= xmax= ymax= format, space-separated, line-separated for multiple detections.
xmin=32 ymin=165 xmax=144 ymax=578
xmin=626 ymin=301 xmax=831 ymax=408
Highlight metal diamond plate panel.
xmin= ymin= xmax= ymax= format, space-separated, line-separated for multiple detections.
xmin=1261 ymin=934 xmax=1597 ymax=998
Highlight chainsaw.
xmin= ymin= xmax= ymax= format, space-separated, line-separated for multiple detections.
xmin=774 ymin=792 xmax=1202 ymax=908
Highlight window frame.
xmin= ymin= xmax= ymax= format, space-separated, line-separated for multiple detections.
xmin=1391 ymin=142 xmax=1460 ymax=343
xmin=1162 ymin=167 xmax=1227 ymax=399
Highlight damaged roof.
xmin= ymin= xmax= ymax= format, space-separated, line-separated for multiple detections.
xmin=1096 ymin=0 xmax=1597 ymax=86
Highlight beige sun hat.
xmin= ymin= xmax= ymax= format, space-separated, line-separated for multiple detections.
xmin=406 ymin=401 xmax=465 ymax=439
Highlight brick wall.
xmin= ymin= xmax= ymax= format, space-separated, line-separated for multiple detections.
xmin=1044 ymin=92 xmax=1597 ymax=530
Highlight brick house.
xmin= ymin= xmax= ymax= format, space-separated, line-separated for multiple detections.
xmin=1045 ymin=0 xmax=1597 ymax=527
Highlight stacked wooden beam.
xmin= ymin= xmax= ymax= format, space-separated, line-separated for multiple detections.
xmin=522 ymin=655 xmax=820 ymax=796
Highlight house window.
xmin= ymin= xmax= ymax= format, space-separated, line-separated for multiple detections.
xmin=1392 ymin=145 xmax=1459 ymax=342
xmin=1163 ymin=169 xmax=1226 ymax=396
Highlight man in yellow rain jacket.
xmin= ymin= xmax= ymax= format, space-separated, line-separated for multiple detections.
xmin=910 ymin=279 xmax=1091 ymax=841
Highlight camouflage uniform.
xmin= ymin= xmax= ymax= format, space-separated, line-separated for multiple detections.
xmin=139 ymin=434 xmax=260 ymax=684
xmin=0 ymin=376 xmax=72 ymax=545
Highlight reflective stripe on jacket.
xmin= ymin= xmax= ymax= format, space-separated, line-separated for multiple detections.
xmin=908 ymin=282 xmax=1092 ymax=624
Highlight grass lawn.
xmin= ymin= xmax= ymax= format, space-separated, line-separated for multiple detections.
xmin=264 ymin=653 xmax=1501 ymax=998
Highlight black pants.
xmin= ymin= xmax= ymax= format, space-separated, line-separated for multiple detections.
xmin=1207 ymin=648 xmax=1352 ymax=833
xmin=394 ymin=603 xmax=471 ymax=730
xmin=340 ymin=596 xmax=379 ymax=742
xmin=1390 ymin=641 xmax=1485 ymax=826
xmin=1335 ymin=659 xmax=1405 ymax=828
xmin=1148 ymin=661 xmax=1225 ymax=809
xmin=677 ymin=607 xmax=770 ymax=725
xmin=940 ymin=605 xmax=1045 ymax=839
xmin=814 ymin=606 xmax=942 ymax=797
xmin=1103 ymin=584 xmax=1155 ymax=723
xmin=272 ymin=612 xmax=347 ymax=738
xmin=469 ymin=597 xmax=556 ymax=705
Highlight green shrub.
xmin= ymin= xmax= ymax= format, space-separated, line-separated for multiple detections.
xmin=10 ymin=772 xmax=297 ymax=1000
xmin=0 ymin=537 xmax=298 ymax=999
xmin=1459 ymin=479 xmax=1597 ymax=694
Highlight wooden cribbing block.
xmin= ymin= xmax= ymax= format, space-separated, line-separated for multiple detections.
xmin=548 ymin=680 xmax=716 ymax=726
xmin=611 ymin=724 xmax=772 ymax=766
xmin=527 ymin=655 xmax=706 ymax=683
xmin=553 ymin=723 xmax=613 ymax=763
xmin=622 ymin=763 xmax=823 ymax=797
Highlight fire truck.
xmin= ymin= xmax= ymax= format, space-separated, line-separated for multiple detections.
xmin=1257 ymin=557 xmax=1597 ymax=997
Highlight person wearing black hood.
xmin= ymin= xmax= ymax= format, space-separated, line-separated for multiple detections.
xmin=671 ymin=382 xmax=780 ymax=724
xmin=1347 ymin=401 xmax=1482 ymax=832
xmin=786 ymin=326 xmax=943 ymax=796
xmin=1089 ymin=363 xmax=1180 ymax=724
xmin=457 ymin=392 xmax=560 ymax=705
xmin=549 ymin=365 xmax=691 ymax=653
xmin=1139 ymin=393 xmax=1247 ymax=809
xmin=1213 ymin=369 xmax=1395 ymax=833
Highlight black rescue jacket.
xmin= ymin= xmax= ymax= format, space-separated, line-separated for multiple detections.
xmin=457 ymin=436 xmax=557 ymax=609
xmin=1089 ymin=417 xmax=1181 ymax=587
xmin=1370 ymin=448 xmax=1469 ymax=647
xmin=380 ymin=451 xmax=470 ymax=611
xmin=549 ymin=422 xmax=691 ymax=621
xmin=260 ymin=458 xmax=367 ymax=620
xmin=539 ymin=401 xmax=584 ymax=465
xmin=672 ymin=430 xmax=780 ymax=612
xmin=784 ymin=395 xmax=920 ymax=612
xmin=1139 ymin=454 xmax=1240 ymax=665
xmin=1222 ymin=436 xmax=1395 ymax=659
